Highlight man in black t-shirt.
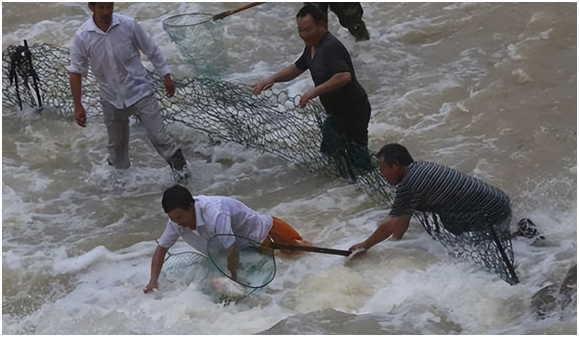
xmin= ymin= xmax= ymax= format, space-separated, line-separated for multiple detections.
xmin=253 ymin=4 xmax=372 ymax=180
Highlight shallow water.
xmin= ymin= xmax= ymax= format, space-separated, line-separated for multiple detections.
xmin=2 ymin=2 xmax=576 ymax=334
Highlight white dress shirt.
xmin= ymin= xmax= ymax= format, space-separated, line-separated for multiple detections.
xmin=68 ymin=13 xmax=171 ymax=109
xmin=157 ymin=196 xmax=274 ymax=255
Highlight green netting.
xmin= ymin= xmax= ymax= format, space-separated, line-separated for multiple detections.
xmin=162 ymin=13 xmax=228 ymax=77
xmin=162 ymin=250 xmax=252 ymax=303
xmin=161 ymin=251 xmax=211 ymax=283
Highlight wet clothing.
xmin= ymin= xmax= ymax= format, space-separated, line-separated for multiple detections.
xmin=295 ymin=31 xmax=370 ymax=145
xmin=68 ymin=13 xmax=180 ymax=170
xmin=295 ymin=31 xmax=372 ymax=179
xmin=390 ymin=161 xmax=512 ymax=236
xmin=308 ymin=2 xmax=370 ymax=41
xmin=157 ymin=196 xmax=303 ymax=254
xmin=101 ymin=94 xmax=177 ymax=169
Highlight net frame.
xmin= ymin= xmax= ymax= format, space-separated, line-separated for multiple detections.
xmin=207 ymin=234 xmax=277 ymax=289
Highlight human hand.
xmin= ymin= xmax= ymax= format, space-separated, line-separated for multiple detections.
xmin=299 ymin=89 xmax=318 ymax=108
xmin=163 ymin=74 xmax=175 ymax=98
xmin=349 ymin=242 xmax=368 ymax=253
xmin=74 ymin=105 xmax=86 ymax=127
xmin=252 ymin=78 xmax=274 ymax=95
xmin=143 ymin=281 xmax=158 ymax=294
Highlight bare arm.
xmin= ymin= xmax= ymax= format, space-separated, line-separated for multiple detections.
xmin=252 ymin=64 xmax=305 ymax=95
xmin=144 ymin=245 xmax=169 ymax=293
xmin=349 ymin=216 xmax=412 ymax=252
xmin=299 ymin=72 xmax=351 ymax=108
xmin=226 ymin=243 xmax=240 ymax=280
xmin=69 ymin=72 xmax=86 ymax=127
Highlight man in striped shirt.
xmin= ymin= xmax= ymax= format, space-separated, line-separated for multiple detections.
xmin=349 ymin=143 xmax=518 ymax=283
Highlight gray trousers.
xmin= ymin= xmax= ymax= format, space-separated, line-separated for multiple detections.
xmin=101 ymin=94 xmax=178 ymax=169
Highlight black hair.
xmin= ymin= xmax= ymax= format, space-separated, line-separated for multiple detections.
xmin=296 ymin=4 xmax=328 ymax=25
xmin=162 ymin=185 xmax=194 ymax=213
xmin=377 ymin=143 xmax=414 ymax=167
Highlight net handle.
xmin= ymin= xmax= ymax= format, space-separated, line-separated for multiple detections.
xmin=269 ymin=242 xmax=352 ymax=256
xmin=212 ymin=2 xmax=265 ymax=21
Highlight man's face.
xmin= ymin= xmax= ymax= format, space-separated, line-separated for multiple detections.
xmin=379 ymin=158 xmax=405 ymax=186
xmin=297 ymin=14 xmax=324 ymax=46
xmin=90 ymin=2 xmax=114 ymax=26
xmin=167 ymin=205 xmax=196 ymax=230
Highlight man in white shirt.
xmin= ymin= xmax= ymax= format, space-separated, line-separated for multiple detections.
xmin=144 ymin=185 xmax=311 ymax=293
xmin=68 ymin=2 xmax=189 ymax=183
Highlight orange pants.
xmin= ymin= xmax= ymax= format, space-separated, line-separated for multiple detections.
xmin=262 ymin=217 xmax=303 ymax=249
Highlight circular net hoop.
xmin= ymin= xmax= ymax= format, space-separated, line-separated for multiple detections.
xmin=163 ymin=13 xmax=228 ymax=77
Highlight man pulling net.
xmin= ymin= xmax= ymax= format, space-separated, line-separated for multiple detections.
xmin=349 ymin=143 xmax=543 ymax=285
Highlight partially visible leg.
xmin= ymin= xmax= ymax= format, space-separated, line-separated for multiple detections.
xmin=102 ymin=100 xmax=131 ymax=169
xmin=132 ymin=94 xmax=190 ymax=183
xmin=328 ymin=2 xmax=370 ymax=41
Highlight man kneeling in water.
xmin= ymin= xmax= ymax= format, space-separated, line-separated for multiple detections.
xmin=144 ymin=185 xmax=311 ymax=293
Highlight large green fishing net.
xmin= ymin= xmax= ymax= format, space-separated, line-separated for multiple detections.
xmin=2 ymin=42 xmax=518 ymax=285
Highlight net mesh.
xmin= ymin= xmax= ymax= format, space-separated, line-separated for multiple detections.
xmin=416 ymin=212 xmax=519 ymax=285
xmin=2 ymin=42 xmax=518 ymax=284
xmin=1 ymin=42 xmax=394 ymax=205
xmin=207 ymin=234 xmax=276 ymax=289
xmin=162 ymin=13 xmax=228 ymax=77
xmin=162 ymin=251 xmax=210 ymax=282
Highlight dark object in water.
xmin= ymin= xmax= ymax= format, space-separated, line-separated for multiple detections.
xmin=7 ymin=40 xmax=42 ymax=111
xmin=531 ymin=264 xmax=577 ymax=318
xmin=516 ymin=218 xmax=545 ymax=241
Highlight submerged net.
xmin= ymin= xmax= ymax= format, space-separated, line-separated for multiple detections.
xmin=416 ymin=212 xmax=519 ymax=285
xmin=162 ymin=250 xmax=254 ymax=303
xmin=207 ymin=234 xmax=276 ymax=288
xmin=162 ymin=251 xmax=211 ymax=282
xmin=3 ymin=42 xmax=518 ymax=284
xmin=162 ymin=13 xmax=228 ymax=77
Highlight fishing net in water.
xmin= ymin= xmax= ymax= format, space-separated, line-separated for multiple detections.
xmin=3 ymin=42 xmax=519 ymax=284
xmin=416 ymin=212 xmax=519 ymax=285
xmin=161 ymin=251 xmax=211 ymax=283
xmin=162 ymin=250 xmax=253 ymax=303
xmin=1 ymin=42 xmax=394 ymax=205
xmin=207 ymin=234 xmax=277 ymax=289
xmin=162 ymin=13 xmax=228 ymax=77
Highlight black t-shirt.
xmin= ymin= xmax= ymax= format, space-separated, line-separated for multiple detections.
xmin=295 ymin=32 xmax=368 ymax=117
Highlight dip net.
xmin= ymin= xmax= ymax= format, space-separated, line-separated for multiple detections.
xmin=3 ymin=42 xmax=518 ymax=284
xmin=162 ymin=13 xmax=228 ymax=77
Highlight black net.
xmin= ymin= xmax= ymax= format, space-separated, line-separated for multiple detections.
xmin=1 ymin=42 xmax=394 ymax=205
xmin=162 ymin=13 xmax=228 ymax=77
xmin=416 ymin=211 xmax=519 ymax=285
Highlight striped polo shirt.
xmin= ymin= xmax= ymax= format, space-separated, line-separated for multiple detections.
xmin=390 ymin=161 xmax=511 ymax=234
